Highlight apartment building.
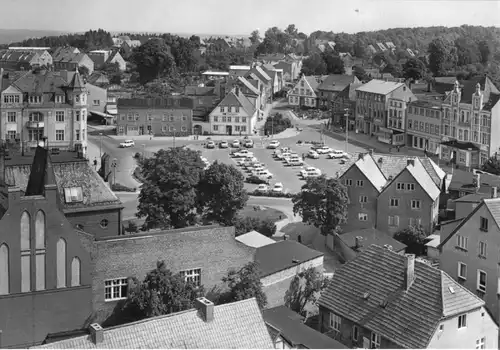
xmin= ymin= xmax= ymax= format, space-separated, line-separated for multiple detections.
xmin=318 ymin=245 xmax=498 ymax=349
xmin=288 ymin=75 xmax=324 ymax=108
xmin=406 ymin=100 xmax=443 ymax=154
xmin=317 ymin=74 xmax=361 ymax=109
xmin=0 ymin=69 xmax=89 ymax=154
xmin=386 ymin=97 xmax=408 ymax=146
xmin=116 ymin=97 xmax=194 ymax=136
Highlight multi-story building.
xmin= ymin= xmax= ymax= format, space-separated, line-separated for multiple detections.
xmin=317 ymin=75 xmax=360 ymax=109
xmin=209 ymin=86 xmax=258 ymax=136
xmin=87 ymin=50 xmax=126 ymax=71
xmin=406 ymin=100 xmax=443 ymax=154
xmin=318 ymin=245 xmax=498 ymax=349
xmin=355 ymin=80 xmax=415 ymax=142
xmin=385 ymin=97 xmax=408 ymax=146
xmin=52 ymin=47 xmax=94 ymax=75
xmin=245 ymin=66 xmax=272 ymax=105
xmin=439 ymin=189 xmax=500 ymax=323
xmin=0 ymin=69 xmax=89 ymax=155
xmin=288 ymin=75 xmax=324 ymax=108
xmin=0 ymin=49 xmax=52 ymax=70
xmin=116 ymin=97 xmax=194 ymax=136
xmin=331 ymin=80 xmax=362 ymax=129
xmin=440 ymin=77 xmax=500 ymax=168
xmin=261 ymin=65 xmax=283 ymax=96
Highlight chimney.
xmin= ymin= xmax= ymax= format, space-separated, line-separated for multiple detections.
xmin=404 ymin=254 xmax=415 ymax=291
xmin=473 ymin=174 xmax=480 ymax=190
xmin=89 ymin=323 xmax=103 ymax=345
xmin=378 ymin=157 xmax=383 ymax=164
xmin=195 ymin=297 xmax=214 ymax=322
xmin=492 ymin=186 xmax=498 ymax=199
xmin=355 ymin=236 xmax=363 ymax=249
xmin=358 ymin=153 xmax=364 ymax=160
xmin=368 ymin=149 xmax=373 ymax=155
xmin=407 ymin=159 xmax=415 ymax=167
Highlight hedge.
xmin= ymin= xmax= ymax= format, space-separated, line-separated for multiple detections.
xmin=249 ymin=190 xmax=295 ymax=198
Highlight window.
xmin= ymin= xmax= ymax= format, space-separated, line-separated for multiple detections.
xmin=439 ymin=324 xmax=444 ymax=332
xmin=56 ymin=238 xmax=67 ymax=288
xmin=388 ymin=215 xmax=399 ymax=227
xmin=55 ymin=111 xmax=64 ymax=122
xmin=457 ymin=235 xmax=468 ymax=250
xmin=396 ymin=182 xmax=404 ymax=190
xmin=480 ymin=217 xmax=488 ymax=232
xmin=0 ymin=244 xmax=9 ymax=295
xmin=104 ymin=278 xmax=128 ymax=301
xmin=329 ymin=313 xmax=341 ymax=331
xmin=352 ymin=325 xmax=359 ymax=342
xmin=476 ymin=337 xmax=486 ymax=349
xmin=7 ymin=131 xmax=16 ymax=140
xmin=76 ymin=130 xmax=80 ymax=141
xmin=358 ymin=213 xmax=368 ymax=221
xmin=181 ymin=126 xmax=187 ymax=132
xmin=56 ymin=95 xmax=64 ymax=103
xmin=345 ymin=179 xmax=353 ymax=186
xmin=407 ymin=183 xmax=415 ymax=191
xmin=180 ymin=268 xmax=201 ymax=286
xmin=479 ymin=241 xmax=487 ymax=258
xmin=93 ymin=100 xmax=100 ymax=106
xmin=71 ymin=257 xmax=81 ymax=287
xmin=477 ymin=270 xmax=487 ymax=292
xmin=241 ymin=117 xmax=247 ymax=123
xmin=75 ymin=111 xmax=80 ymax=121
xmin=359 ymin=196 xmax=367 ymax=203
xmin=56 ymin=130 xmax=64 ymax=141
xmin=213 ymin=125 xmax=219 ymax=131
xmin=100 ymin=219 xmax=109 ymax=228
xmin=235 ymin=106 xmax=240 ymax=113
xmin=35 ymin=210 xmax=46 ymax=291
xmin=371 ymin=332 xmax=381 ymax=349
xmin=240 ymin=126 xmax=246 ymax=132
xmin=7 ymin=112 xmax=16 ymax=122
xmin=20 ymin=211 xmax=31 ymax=292
xmin=390 ymin=198 xmax=399 ymax=207
xmin=411 ymin=199 xmax=421 ymax=209
xmin=356 ymin=180 xmax=364 ymax=187
xmin=64 ymin=187 xmax=83 ymax=203
xmin=458 ymin=262 xmax=467 ymax=280
xmin=220 ymin=106 xmax=225 ymax=112
xmin=227 ymin=117 xmax=232 ymax=122
xmin=458 ymin=314 xmax=467 ymax=329
xmin=169 ymin=126 xmax=175 ymax=132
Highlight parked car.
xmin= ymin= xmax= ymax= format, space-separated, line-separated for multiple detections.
xmin=219 ymin=141 xmax=229 ymax=148
xmin=242 ymin=157 xmax=259 ymax=166
xmin=308 ymin=150 xmax=319 ymax=159
xmin=233 ymin=150 xmax=254 ymax=158
xmin=272 ymin=182 xmax=284 ymax=193
xmin=327 ymin=150 xmax=348 ymax=159
xmin=119 ymin=140 xmax=135 ymax=148
xmin=252 ymin=165 xmax=266 ymax=174
xmin=267 ymin=140 xmax=280 ymax=149
xmin=286 ymin=157 xmax=304 ymax=166
xmin=283 ymin=153 xmax=299 ymax=162
xmin=255 ymin=170 xmax=273 ymax=179
xmin=276 ymin=152 xmax=291 ymax=160
xmin=232 ymin=140 xmax=240 ymax=148
xmin=244 ymin=140 xmax=254 ymax=148
xmin=301 ymin=167 xmax=322 ymax=178
xmin=247 ymin=162 xmax=264 ymax=171
xmin=315 ymin=146 xmax=333 ymax=154
xmin=206 ymin=141 xmax=216 ymax=149
xmin=256 ymin=184 xmax=269 ymax=192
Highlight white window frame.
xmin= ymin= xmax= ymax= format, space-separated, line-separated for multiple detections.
xmin=407 ymin=183 xmax=415 ymax=191
xmin=371 ymin=332 xmax=381 ymax=349
xmin=352 ymin=325 xmax=359 ymax=342
xmin=64 ymin=187 xmax=83 ymax=203
xmin=458 ymin=262 xmax=467 ymax=280
xmin=359 ymin=195 xmax=367 ymax=203
xmin=104 ymin=278 xmax=128 ymax=301
xmin=7 ymin=111 xmax=16 ymax=123
xmin=411 ymin=199 xmax=421 ymax=210
xmin=458 ymin=314 xmax=467 ymax=329
xmin=389 ymin=198 xmax=399 ymax=207
xmin=476 ymin=337 xmax=486 ymax=349
xmin=457 ymin=235 xmax=468 ymax=250
xmin=477 ymin=270 xmax=487 ymax=293
xmin=329 ymin=313 xmax=341 ymax=332
xmin=358 ymin=213 xmax=368 ymax=221
xmin=479 ymin=241 xmax=487 ymax=258
xmin=356 ymin=180 xmax=364 ymax=187
xmin=396 ymin=182 xmax=404 ymax=190
xmin=55 ymin=111 xmax=65 ymax=122
xmin=55 ymin=129 xmax=65 ymax=141
xmin=180 ymin=268 xmax=201 ymax=287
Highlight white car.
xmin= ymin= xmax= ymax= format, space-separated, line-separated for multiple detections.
xmin=301 ymin=167 xmax=321 ymax=178
xmin=238 ymin=156 xmax=258 ymax=166
xmin=308 ymin=150 xmax=319 ymax=159
xmin=272 ymin=183 xmax=284 ymax=193
xmin=327 ymin=150 xmax=348 ymax=159
xmin=283 ymin=153 xmax=299 ymax=162
xmin=252 ymin=166 xmax=266 ymax=174
xmin=232 ymin=140 xmax=240 ymax=148
xmin=234 ymin=150 xmax=254 ymax=158
xmin=315 ymin=146 xmax=332 ymax=154
xmin=267 ymin=140 xmax=280 ymax=149
xmin=255 ymin=170 xmax=273 ymax=179
xmin=256 ymin=184 xmax=269 ymax=193
xmin=119 ymin=140 xmax=135 ymax=148
xmin=286 ymin=157 xmax=304 ymax=166
xmin=206 ymin=141 xmax=216 ymax=149
xmin=277 ymin=152 xmax=291 ymax=160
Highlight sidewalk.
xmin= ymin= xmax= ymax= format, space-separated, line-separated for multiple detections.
xmin=86 ymin=140 xmax=102 ymax=171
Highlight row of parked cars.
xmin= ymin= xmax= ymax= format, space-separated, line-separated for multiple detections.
xmin=271 ymin=147 xmax=322 ymax=180
xmin=206 ymin=138 xmax=254 ymax=149
xmin=307 ymin=145 xmax=350 ymax=160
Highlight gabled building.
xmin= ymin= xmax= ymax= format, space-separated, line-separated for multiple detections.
xmin=184 ymin=85 xmax=220 ymax=126
xmin=272 ymin=60 xmax=299 ymax=82
xmin=318 ymin=245 xmax=498 ymax=349
xmin=228 ymin=65 xmax=251 ymax=77
xmin=0 ymin=49 xmax=52 ymax=71
xmin=52 ymin=47 xmax=94 ymax=74
xmin=88 ymin=50 xmax=126 ymax=71
xmin=331 ymin=79 xmax=363 ymax=128
xmin=317 ymin=74 xmax=360 ymax=109
xmin=261 ymin=64 xmax=283 ymax=95
xmin=367 ymin=45 xmax=378 ymax=55
xmin=376 ymin=42 xmax=387 ymax=52
xmin=288 ymin=75 xmax=324 ymax=108
xmin=406 ymin=48 xmax=416 ymax=57
xmin=385 ymin=42 xmax=396 ymax=50
xmin=245 ymin=66 xmax=272 ymax=105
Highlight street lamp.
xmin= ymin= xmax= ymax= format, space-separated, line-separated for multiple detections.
xmin=111 ymin=158 xmax=118 ymax=185
xmin=99 ymin=132 xmax=103 ymax=159
xmin=344 ymin=108 xmax=350 ymax=153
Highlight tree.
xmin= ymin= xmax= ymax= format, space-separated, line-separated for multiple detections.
xmin=123 ymin=261 xmax=204 ymax=320
xmin=301 ymin=52 xmax=327 ymax=76
xmin=77 ymin=65 xmax=89 ymax=77
xmin=249 ymin=30 xmax=261 ymax=45
xmin=234 ymin=216 xmax=276 ymax=237
xmin=102 ymin=62 xmax=120 ymax=75
xmin=285 ymin=24 xmax=298 ymax=37
xmin=428 ymin=38 xmax=452 ymax=76
xmin=394 ymin=225 xmax=428 ymax=255
xmin=131 ymin=38 xmax=176 ymax=84
xmin=322 ymin=51 xmax=345 ymax=74
xmin=402 ymin=58 xmax=427 ymax=82
xmin=197 ymin=161 xmax=249 ymax=226
xmin=478 ymin=40 xmax=491 ymax=64
xmin=481 ymin=156 xmax=500 ymax=175
xmin=136 ymin=147 xmax=205 ymax=229
xmin=353 ymin=40 xmax=366 ymax=58
xmin=292 ymin=175 xmax=348 ymax=236
xmin=284 ymin=267 xmax=330 ymax=316
xmin=218 ymin=262 xmax=267 ymax=309
xmin=109 ymin=73 xmax=122 ymax=85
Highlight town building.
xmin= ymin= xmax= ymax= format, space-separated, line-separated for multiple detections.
xmin=52 ymin=47 xmax=94 ymax=74
xmin=258 ymin=54 xmax=286 ymax=65
xmin=245 ymin=66 xmax=272 ymax=105
xmin=235 ymin=230 xmax=276 ymax=248
xmin=406 ymin=99 xmax=443 ymax=153
xmin=201 ymin=70 xmax=229 ymax=81
xmin=330 ymin=79 xmax=363 ymax=129
xmin=288 ymin=75 xmax=324 ymax=108
xmin=0 ymin=69 xmax=89 ymax=155
xmin=112 ymin=36 xmax=141 ymax=49
xmin=355 ymin=80 xmax=415 ymax=143
xmin=0 ymin=49 xmax=52 ymax=71
xmin=376 ymin=42 xmax=387 ymax=52
xmin=261 ymin=64 xmax=283 ymax=96
xmin=317 ymin=75 xmax=361 ymax=109
xmin=208 ymin=86 xmax=258 ymax=136
xmin=223 ymin=76 xmax=264 ymax=116
xmin=338 ymin=53 xmax=354 ymax=75
xmin=440 ymin=78 xmax=500 ymax=169
xmin=33 ymin=298 xmax=273 ymax=349
xmin=228 ymin=65 xmax=251 ymax=77
xmin=446 ymin=170 xmax=500 ymax=201
xmin=87 ymin=71 xmax=109 ymax=86
xmin=183 ymin=85 xmax=221 ymax=131
xmin=263 ymin=306 xmax=347 ymax=349
xmin=318 ymin=245 xmax=499 ymax=349
xmin=272 ymin=60 xmax=300 ymax=82
xmin=87 ymin=50 xmax=126 ymax=71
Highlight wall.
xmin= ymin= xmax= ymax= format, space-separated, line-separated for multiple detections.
xmin=65 ymin=208 xmax=121 ymax=239
xmin=340 ymin=164 xmax=379 ymax=232
xmin=427 ymin=307 xmax=498 ymax=349
xmin=209 ymin=106 xmax=254 ymax=136
xmin=79 ymin=55 xmax=95 ymax=75
xmin=406 ymin=104 xmax=442 ymax=153
xmin=86 ymin=84 xmax=107 ymax=114
xmin=440 ymin=204 xmax=500 ymax=322
xmin=455 ymin=201 xmax=479 ymax=220
xmin=116 ymin=107 xmax=193 ymax=136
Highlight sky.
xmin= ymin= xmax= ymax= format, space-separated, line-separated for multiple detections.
xmin=3 ymin=0 xmax=500 ymax=36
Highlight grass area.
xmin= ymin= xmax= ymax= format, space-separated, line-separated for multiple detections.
xmin=239 ymin=205 xmax=286 ymax=223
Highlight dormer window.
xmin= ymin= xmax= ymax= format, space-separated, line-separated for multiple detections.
xmin=29 ymin=95 xmax=42 ymax=104
xmin=55 ymin=95 xmax=65 ymax=104
xmin=3 ymin=95 xmax=19 ymax=103
xmin=64 ymin=187 xmax=83 ymax=203
xmin=75 ymin=95 xmax=80 ymax=103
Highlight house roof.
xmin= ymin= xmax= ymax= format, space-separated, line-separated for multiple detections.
xmin=11 ymin=70 xmax=69 ymax=94
xmin=33 ymin=298 xmax=273 ymax=349
xmin=405 ymin=158 xmax=441 ymax=201
xmin=303 ymin=76 xmax=323 ymax=91
xmin=184 ymin=85 xmax=216 ymax=96
xmin=237 ymin=76 xmax=260 ymax=95
xmin=318 ymin=245 xmax=485 ymax=349
xmin=434 ymin=76 xmax=457 ymax=84
xmin=254 ymin=66 xmax=272 ymax=82
xmin=356 ymin=79 xmax=404 ymax=95
xmin=255 ymin=240 xmax=323 ymax=277
xmin=424 ymin=234 xmax=441 ymax=248
xmin=458 ymin=76 xmax=500 ymax=106
xmin=117 ymin=97 xmax=194 ymax=109
xmin=317 ymin=74 xmax=357 ymax=93
xmin=340 ymin=228 xmax=407 ymax=252
xmin=454 ymin=192 xmax=491 ymax=203
xmin=448 ymin=168 xmax=500 ymax=192
xmin=351 ymin=153 xmax=387 ymax=192
xmin=87 ymin=72 xmax=109 ymax=85
xmin=263 ymin=306 xmax=347 ymax=349
xmin=236 ymin=230 xmax=276 ymax=248
xmin=229 ymin=65 xmax=251 ymax=70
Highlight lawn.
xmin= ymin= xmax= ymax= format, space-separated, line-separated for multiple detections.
xmin=239 ymin=205 xmax=286 ymax=223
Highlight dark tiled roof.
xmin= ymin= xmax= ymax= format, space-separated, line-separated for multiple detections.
xmin=448 ymin=168 xmax=500 ymax=192
xmin=318 ymin=245 xmax=485 ymax=349
xmin=317 ymin=74 xmax=357 ymax=92
xmin=255 ymin=240 xmax=323 ymax=277
xmin=304 ymin=76 xmax=322 ymax=91
xmin=118 ymin=97 xmax=194 ymax=109
xmin=184 ymin=86 xmax=216 ymax=96
xmin=434 ymin=76 xmax=457 ymax=84
xmin=263 ymin=306 xmax=347 ymax=349
xmin=459 ymin=76 xmax=499 ymax=105
xmin=12 ymin=71 xmax=68 ymax=94
xmin=483 ymin=93 xmax=500 ymax=111
xmin=34 ymin=298 xmax=273 ymax=349
xmin=454 ymin=192 xmax=490 ymax=203
xmin=340 ymin=228 xmax=406 ymax=252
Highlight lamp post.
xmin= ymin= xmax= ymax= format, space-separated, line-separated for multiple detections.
xmin=99 ymin=132 xmax=103 ymax=159
xmin=111 ymin=158 xmax=118 ymax=185
xmin=344 ymin=108 xmax=350 ymax=153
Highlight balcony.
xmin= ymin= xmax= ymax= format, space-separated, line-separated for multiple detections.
xmin=26 ymin=121 xmax=44 ymax=129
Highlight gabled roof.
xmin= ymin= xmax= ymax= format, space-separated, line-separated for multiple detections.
xmin=346 ymin=154 xmax=386 ymax=192
xmin=33 ymin=298 xmax=273 ymax=349
xmin=237 ymin=76 xmax=260 ymax=95
xmin=184 ymin=85 xmax=216 ymax=96
xmin=303 ymin=75 xmax=322 ymax=91
xmin=236 ymin=230 xmax=276 ymax=248
xmin=215 ymin=90 xmax=256 ymax=116
xmin=263 ymin=306 xmax=347 ymax=349
xmin=454 ymin=192 xmax=490 ymax=203
xmin=255 ymin=240 xmax=323 ymax=277
xmin=318 ymin=245 xmax=485 ymax=349
xmin=356 ymin=79 xmax=404 ymax=95
xmin=405 ymin=158 xmax=441 ymax=201
xmin=254 ymin=66 xmax=272 ymax=82
xmin=448 ymin=168 xmax=500 ymax=192
xmin=11 ymin=70 xmax=68 ymax=94
xmin=67 ymin=70 xmax=85 ymax=91
xmin=340 ymin=228 xmax=406 ymax=252
xmin=317 ymin=74 xmax=357 ymax=93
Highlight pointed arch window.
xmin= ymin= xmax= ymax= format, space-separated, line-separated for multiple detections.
xmin=35 ymin=210 xmax=46 ymax=290
xmin=20 ymin=211 xmax=31 ymax=292
xmin=71 ymin=257 xmax=81 ymax=287
xmin=0 ymin=244 xmax=9 ymax=295
xmin=56 ymin=238 xmax=67 ymax=288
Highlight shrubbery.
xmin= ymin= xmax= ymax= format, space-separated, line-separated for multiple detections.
xmin=249 ymin=190 xmax=295 ymax=198
xmin=264 ymin=113 xmax=292 ymax=135
xmin=112 ymin=183 xmax=137 ymax=192
xmin=234 ymin=216 xmax=277 ymax=237
xmin=245 ymin=175 xmax=269 ymax=184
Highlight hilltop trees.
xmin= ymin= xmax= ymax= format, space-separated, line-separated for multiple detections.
xmin=427 ymin=38 xmax=454 ymax=76
xmin=131 ymin=38 xmax=176 ymax=84
xmin=402 ymin=58 xmax=427 ymax=82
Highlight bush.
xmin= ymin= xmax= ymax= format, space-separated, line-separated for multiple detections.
xmin=234 ymin=217 xmax=277 ymax=237
xmin=264 ymin=112 xmax=292 ymax=135
xmin=133 ymin=152 xmax=142 ymax=159
xmin=111 ymin=183 xmax=136 ymax=192
xmin=249 ymin=190 xmax=295 ymax=198
xmin=245 ymin=175 xmax=269 ymax=184
xmin=133 ymin=167 xmax=145 ymax=183
xmin=126 ymin=220 xmax=139 ymax=234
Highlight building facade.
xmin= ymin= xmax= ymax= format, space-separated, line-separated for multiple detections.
xmin=386 ymin=97 xmax=408 ymax=146
xmin=116 ymin=97 xmax=194 ymax=136
xmin=317 ymin=75 xmax=360 ymax=109
xmin=53 ymin=47 xmax=94 ymax=75
xmin=406 ymin=100 xmax=443 ymax=154
xmin=288 ymin=75 xmax=322 ymax=108
xmin=0 ymin=49 xmax=52 ymax=70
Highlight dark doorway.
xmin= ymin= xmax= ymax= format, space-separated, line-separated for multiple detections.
xmin=139 ymin=126 xmax=144 ymax=135
xmin=193 ymin=125 xmax=202 ymax=135
xmin=226 ymin=125 xmax=232 ymax=135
